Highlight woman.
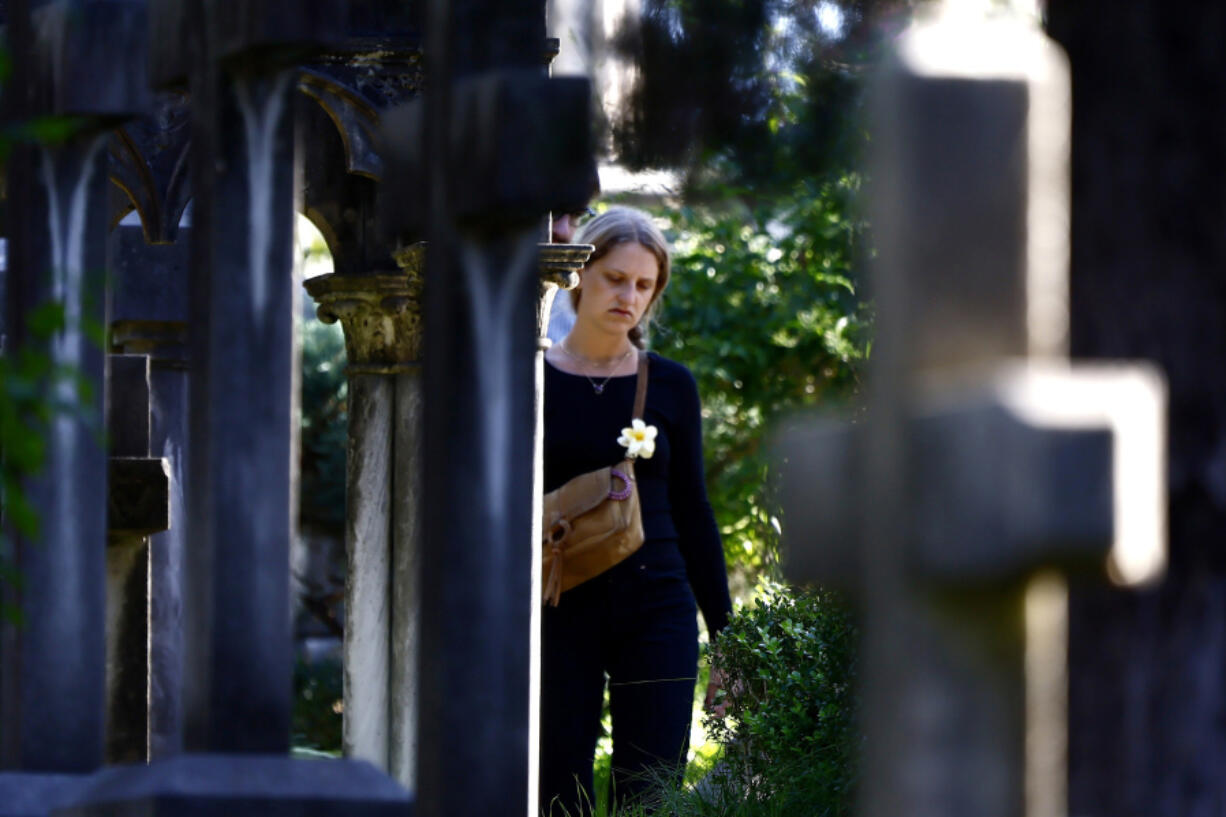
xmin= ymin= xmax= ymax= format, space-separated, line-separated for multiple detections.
xmin=541 ymin=207 xmax=732 ymax=814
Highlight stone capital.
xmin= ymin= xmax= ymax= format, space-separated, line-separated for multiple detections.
xmin=538 ymin=243 xmax=591 ymax=292
xmin=110 ymin=320 xmax=189 ymax=369
xmin=304 ymin=245 xmax=425 ymax=373
xmin=537 ymin=243 xmax=592 ymax=343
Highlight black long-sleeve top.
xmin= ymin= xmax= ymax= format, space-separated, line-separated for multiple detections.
xmin=544 ymin=352 xmax=733 ymax=634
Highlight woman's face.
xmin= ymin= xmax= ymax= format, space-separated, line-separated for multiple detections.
xmin=575 ymin=241 xmax=660 ymax=338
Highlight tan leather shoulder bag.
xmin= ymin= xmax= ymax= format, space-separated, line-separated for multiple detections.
xmin=541 ymin=351 xmax=648 ymax=606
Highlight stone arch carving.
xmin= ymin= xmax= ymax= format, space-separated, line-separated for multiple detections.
xmin=296 ymin=43 xmax=424 ymax=182
xmin=106 ymin=41 xmax=424 ymax=249
xmin=108 ymin=92 xmax=192 ymax=245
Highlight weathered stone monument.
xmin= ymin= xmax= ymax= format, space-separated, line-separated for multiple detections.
xmin=151 ymin=0 xmax=331 ymax=758
xmin=776 ymin=9 xmax=1166 ymax=817
xmin=106 ymin=215 xmax=191 ymax=761
xmin=0 ymin=1 xmax=1218 ymax=815
xmin=305 ymin=242 xmax=426 ymax=784
xmin=2 ymin=0 xmax=413 ymax=813
xmin=2 ymin=0 xmax=589 ymax=813
xmin=103 ymin=352 xmax=170 ymax=763
xmin=0 ymin=3 xmax=150 ymax=811
xmin=103 ymin=99 xmax=192 ymax=760
xmin=378 ymin=1 xmax=591 ymax=815
xmin=300 ymin=26 xmax=426 ymax=772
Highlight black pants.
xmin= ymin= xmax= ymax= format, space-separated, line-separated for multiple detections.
xmin=540 ymin=550 xmax=699 ymax=816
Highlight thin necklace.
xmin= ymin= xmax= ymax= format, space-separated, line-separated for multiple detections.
xmin=560 ymin=342 xmax=634 ymax=395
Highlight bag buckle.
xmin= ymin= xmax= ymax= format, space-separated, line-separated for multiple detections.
xmin=547 ymin=517 xmax=571 ymax=545
xmin=609 ymin=468 xmax=633 ymax=501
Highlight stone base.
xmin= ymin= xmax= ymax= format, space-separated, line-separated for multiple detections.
xmin=0 ymin=773 xmax=91 ymax=817
xmin=55 ymin=755 xmax=411 ymax=817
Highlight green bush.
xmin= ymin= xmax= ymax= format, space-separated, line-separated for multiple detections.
xmin=702 ymin=582 xmax=858 ymax=815
xmin=646 ymin=177 xmax=871 ymax=576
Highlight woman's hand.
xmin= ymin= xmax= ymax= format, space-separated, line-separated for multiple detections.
xmin=703 ymin=664 xmax=729 ymax=718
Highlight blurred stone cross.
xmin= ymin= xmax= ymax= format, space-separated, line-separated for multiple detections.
xmin=775 ymin=10 xmax=1166 ymax=817
xmin=378 ymin=2 xmax=593 ymax=817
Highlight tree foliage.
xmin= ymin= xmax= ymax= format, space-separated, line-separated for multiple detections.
xmin=597 ymin=1 xmax=902 ymax=581
xmin=612 ymin=0 xmax=914 ymax=194
xmin=645 ymin=174 xmax=870 ymax=576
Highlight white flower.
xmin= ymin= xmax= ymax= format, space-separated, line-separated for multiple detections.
xmin=617 ymin=419 xmax=658 ymax=459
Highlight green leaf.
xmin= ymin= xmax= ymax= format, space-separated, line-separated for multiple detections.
xmin=11 ymin=116 xmax=89 ymax=146
xmin=27 ymin=303 xmax=67 ymax=338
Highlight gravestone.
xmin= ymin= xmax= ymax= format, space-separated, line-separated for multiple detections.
xmin=379 ymin=1 xmax=592 ymax=814
xmin=0 ymin=4 xmax=150 ymax=813
xmin=107 ymin=222 xmax=192 ymax=760
xmin=103 ymin=353 xmax=171 ymax=763
xmin=60 ymin=2 xmax=411 ymax=813
xmin=775 ymin=10 xmax=1166 ymax=817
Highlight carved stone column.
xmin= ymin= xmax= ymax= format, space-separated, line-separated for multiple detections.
xmin=530 ymin=242 xmax=591 ymax=769
xmin=387 ymin=245 xmax=426 ymax=792
xmin=536 ymin=243 xmax=590 ymax=347
xmin=303 ymin=243 xmax=424 ymax=786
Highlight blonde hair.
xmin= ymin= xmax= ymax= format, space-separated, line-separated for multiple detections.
xmin=571 ymin=207 xmax=671 ymax=348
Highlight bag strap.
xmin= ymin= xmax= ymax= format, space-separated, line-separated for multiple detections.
xmin=632 ymin=350 xmax=649 ymax=420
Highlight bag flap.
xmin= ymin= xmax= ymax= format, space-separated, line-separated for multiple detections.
xmin=545 ymin=460 xmax=635 ymax=523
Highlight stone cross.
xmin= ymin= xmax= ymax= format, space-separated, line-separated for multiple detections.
xmin=103 ymin=352 xmax=171 ymax=763
xmin=774 ymin=12 xmax=1166 ymax=817
xmin=106 ymin=94 xmax=196 ymax=758
xmin=380 ymin=1 xmax=592 ymax=814
xmin=107 ymin=221 xmax=192 ymax=761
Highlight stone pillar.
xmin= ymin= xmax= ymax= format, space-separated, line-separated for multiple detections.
xmin=388 ymin=369 xmax=425 ymax=789
xmin=0 ymin=2 xmax=150 ymax=810
xmin=170 ymin=68 xmax=298 ymax=753
xmin=378 ymin=6 xmax=593 ymax=808
xmin=1 ymin=134 xmax=111 ymax=775
xmin=536 ymin=245 xmax=587 ymax=346
xmin=303 ymin=243 xmax=424 ymax=787
xmin=388 ymin=245 xmax=426 ymax=791
xmin=531 ymin=244 xmax=590 ymax=766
